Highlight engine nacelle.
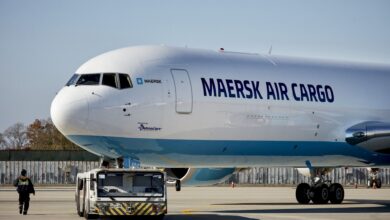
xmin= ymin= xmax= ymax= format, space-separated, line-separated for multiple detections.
xmin=164 ymin=168 xmax=236 ymax=186
xmin=346 ymin=121 xmax=390 ymax=153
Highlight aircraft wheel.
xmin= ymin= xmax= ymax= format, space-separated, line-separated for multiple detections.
xmin=329 ymin=183 xmax=344 ymax=204
xmin=311 ymin=184 xmax=329 ymax=204
xmin=296 ymin=183 xmax=311 ymax=204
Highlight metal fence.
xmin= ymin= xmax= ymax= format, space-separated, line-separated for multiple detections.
xmin=1 ymin=160 xmax=390 ymax=186
xmin=0 ymin=161 xmax=100 ymax=185
xmin=227 ymin=167 xmax=390 ymax=186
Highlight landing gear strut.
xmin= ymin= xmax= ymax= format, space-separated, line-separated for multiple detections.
xmin=175 ymin=180 xmax=181 ymax=191
xmin=295 ymin=168 xmax=344 ymax=204
xmin=99 ymin=157 xmax=124 ymax=168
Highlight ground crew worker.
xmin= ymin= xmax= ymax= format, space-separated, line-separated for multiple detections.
xmin=13 ymin=169 xmax=35 ymax=215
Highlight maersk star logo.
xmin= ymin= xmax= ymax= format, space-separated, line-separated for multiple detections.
xmin=136 ymin=78 xmax=143 ymax=85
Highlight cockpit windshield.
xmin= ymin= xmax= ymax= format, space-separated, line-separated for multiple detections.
xmin=65 ymin=74 xmax=79 ymax=86
xmin=76 ymin=74 xmax=101 ymax=86
xmin=65 ymin=73 xmax=133 ymax=89
xmin=97 ymin=172 xmax=164 ymax=198
xmin=118 ymin=73 xmax=133 ymax=89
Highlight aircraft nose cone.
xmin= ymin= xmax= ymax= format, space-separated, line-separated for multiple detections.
xmin=50 ymin=89 xmax=89 ymax=135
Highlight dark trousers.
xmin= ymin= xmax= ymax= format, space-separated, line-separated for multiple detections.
xmin=18 ymin=193 xmax=30 ymax=214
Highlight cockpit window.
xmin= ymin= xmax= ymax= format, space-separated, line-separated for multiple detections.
xmin=76 ymin=74 xmax=100 ymax=86
xmin=102 ymin=73 xmax=118 ymax=88
xmin=119 ymin=74 xmax=133 ymax=89
xmin=72 ymin=73 xmax=132 ymax=89
xmin=65 ymin=74 xmax=79 ymax=86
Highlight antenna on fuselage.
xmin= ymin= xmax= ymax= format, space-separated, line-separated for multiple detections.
xmin=268 ymin=46 xmax=273 ymax=55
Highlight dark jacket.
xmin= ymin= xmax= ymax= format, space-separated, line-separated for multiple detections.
xmin=13 ymin=176 xmax=35 ymax=194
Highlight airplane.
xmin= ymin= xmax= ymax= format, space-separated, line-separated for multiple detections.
xmin=51 ymin=45 xmax=390 ymax=204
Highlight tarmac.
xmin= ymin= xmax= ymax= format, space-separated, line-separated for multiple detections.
xmin=0 ymin=186 xmax=390 ymax=220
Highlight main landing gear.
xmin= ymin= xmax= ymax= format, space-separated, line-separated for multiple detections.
xmin=296 ymin=168 xmax=344 ymax=204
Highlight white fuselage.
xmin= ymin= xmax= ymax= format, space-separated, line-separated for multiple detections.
xmin=51 ymin=46 xmax=390 ymax=168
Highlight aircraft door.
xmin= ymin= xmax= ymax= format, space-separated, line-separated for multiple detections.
xmin=171 ymin=69 xmax=193 ymax=114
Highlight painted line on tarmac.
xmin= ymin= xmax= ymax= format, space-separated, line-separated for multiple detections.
xmin=181 ymin=209 xmax=193 ymax=215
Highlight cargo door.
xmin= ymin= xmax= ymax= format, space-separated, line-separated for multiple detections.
xmin=171 ymin=69 xmax=193 ymax=114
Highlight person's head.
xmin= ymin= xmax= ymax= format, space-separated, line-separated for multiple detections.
xmin=21 ymin=169 xmax=27 ymax=176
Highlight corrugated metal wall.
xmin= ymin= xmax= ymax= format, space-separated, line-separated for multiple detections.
xmin=1 ymin=161 xmax=389 ymax=185
xmin=0 ymin=161 xmax=100 ymax=184
xmin=227 ymin=167 xmax=390 ymax=185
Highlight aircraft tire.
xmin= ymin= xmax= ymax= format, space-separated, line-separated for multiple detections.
xmin=296 ymin=183 xmax=311 ymax=204
xmin=311 ymin=183 xmax=329 ymax=204
xmin=329 ymin=183 xmax=344 ymax=204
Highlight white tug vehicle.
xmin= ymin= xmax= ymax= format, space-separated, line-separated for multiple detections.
xmin=75 ymin=168 xmax=167 ymax=219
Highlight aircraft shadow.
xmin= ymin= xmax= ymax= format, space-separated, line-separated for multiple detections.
xmin=210 ymin=199 xmax=390 ymax=214
xmin=99 ymin=214 xmax=257 ymax=220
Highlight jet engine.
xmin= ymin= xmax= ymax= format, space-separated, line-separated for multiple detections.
xmin=346 ymin=121 xmax=390 ymax=154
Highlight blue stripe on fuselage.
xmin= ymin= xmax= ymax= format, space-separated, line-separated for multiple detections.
xmin=67 ymin=135 xmax=390 ymax=166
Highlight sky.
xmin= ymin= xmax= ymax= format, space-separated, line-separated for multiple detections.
xmin=0 ymin=0 xmax=390 ymax=132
